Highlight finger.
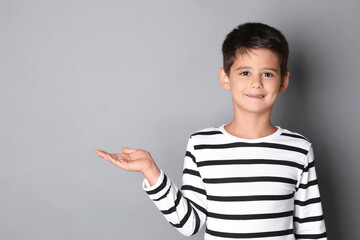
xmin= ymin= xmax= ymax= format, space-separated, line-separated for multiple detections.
xmin=104 ymin=152 xmax=115 ymax=162
xmin=104 ymin=152 xmax=119 ymax=165
xmin=121 ymin=147 xmax=137 ymax=154
xmin=95 ymin=149 xmax=106 ymax=157
xmin=96 ymin=150 xmax=117 ymax=158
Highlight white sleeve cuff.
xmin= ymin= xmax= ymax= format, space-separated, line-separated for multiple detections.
xmin=142 ymin=169 xmax=164 ymax=191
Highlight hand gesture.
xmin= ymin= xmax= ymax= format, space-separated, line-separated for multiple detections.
xmin=95 ymin=147 xmax=161 ymax=186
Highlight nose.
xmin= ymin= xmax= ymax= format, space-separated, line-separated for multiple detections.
xmin=250 ymin=75 xmax=263 ymax=88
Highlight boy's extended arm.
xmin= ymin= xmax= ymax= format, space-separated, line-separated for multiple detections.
xmin=293 ymin=145 xmax=327 ymax=239
xmin=142 ymin=136 xmax=207 ymax=237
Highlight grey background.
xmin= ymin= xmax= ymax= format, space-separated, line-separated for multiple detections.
xmin=1 ymin=0 xmax=359 ymax=239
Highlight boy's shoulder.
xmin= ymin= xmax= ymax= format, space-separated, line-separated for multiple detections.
xmin=188 ymin=124 xmax=313 ymax=151
xmin=189 ymin=126 xmax=222 ymax=137
xmin=279 ymin=127 xmax=313 ymax=151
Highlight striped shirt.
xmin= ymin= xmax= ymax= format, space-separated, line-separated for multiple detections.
xmin=142 ymin=124 xmax=327 ymax=239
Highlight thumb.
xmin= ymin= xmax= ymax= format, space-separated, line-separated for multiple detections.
xmin=122 ymin=147 xmax=137 ymax=153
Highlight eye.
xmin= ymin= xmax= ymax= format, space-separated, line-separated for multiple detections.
xmin=263 ymin=72 xmax=273 ymax=77
xmin=240 ymin=71 xmax=250 ymax=76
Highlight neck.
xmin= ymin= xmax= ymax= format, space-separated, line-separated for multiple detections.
xmin=225 ymin=108 xmax=277 ymax=139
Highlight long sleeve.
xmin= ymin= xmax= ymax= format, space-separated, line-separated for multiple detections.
xmin=142 ymin=136 xmax=207 ymax=237
xmin=293 ymin=145 xmax=327 ymax=239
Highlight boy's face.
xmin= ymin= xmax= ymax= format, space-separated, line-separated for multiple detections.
xmin=219 ymin=48 xmax=289 ymax=116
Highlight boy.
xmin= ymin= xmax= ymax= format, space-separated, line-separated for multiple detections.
xmin=95 ymin=22 xmax=327 ymax=239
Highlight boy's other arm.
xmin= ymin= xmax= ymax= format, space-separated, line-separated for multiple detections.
xmin=293 ymin=145 xmax=327 ymax=239
xmin=142 ymin=136 xmax=207 ymax=237
xmin=95 ymin=137 xmax=207 ymax=237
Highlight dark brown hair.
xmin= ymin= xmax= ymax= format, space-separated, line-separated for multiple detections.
xmin=222 ymin=22 xmax=289 ymax=79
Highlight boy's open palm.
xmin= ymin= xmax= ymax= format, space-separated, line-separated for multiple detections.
xmin=95 ymin=148 xmax=154 ymax=173
xmin=95 ymin=147 xmax=161 ymax=186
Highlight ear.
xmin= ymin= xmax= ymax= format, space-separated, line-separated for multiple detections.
xmin=219 ymin=67 xmax=231 ymax=90
xmin=279 ymin=71 xmax=290 ymax=93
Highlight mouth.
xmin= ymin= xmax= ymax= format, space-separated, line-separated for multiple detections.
xmin=246 ymin=94 xmax=265 ymax=99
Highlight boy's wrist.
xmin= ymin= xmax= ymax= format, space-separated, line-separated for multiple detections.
xmin=142 ymin=164 xmax=161 ymax=187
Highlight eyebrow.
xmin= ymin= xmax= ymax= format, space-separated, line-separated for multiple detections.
xmin=235 ymin=66 xmax=279 ymax=73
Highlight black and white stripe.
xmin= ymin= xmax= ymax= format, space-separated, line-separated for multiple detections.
xmin=143 ymin=124 xmax=327 ymax=239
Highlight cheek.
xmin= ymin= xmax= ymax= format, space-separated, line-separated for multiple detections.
xmin=230 ymin=85 xmax=246 ymax=98
xmin=267 ymin=90 xmax=280 ymax=102
xmin=265 ymin=81 xmax=281 ymax=92
xmin=230 ymin=80 xmax=245 ymax=91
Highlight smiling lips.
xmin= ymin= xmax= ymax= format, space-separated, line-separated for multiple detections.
xmin=246 ymin=94 xmax=265 ymax=99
